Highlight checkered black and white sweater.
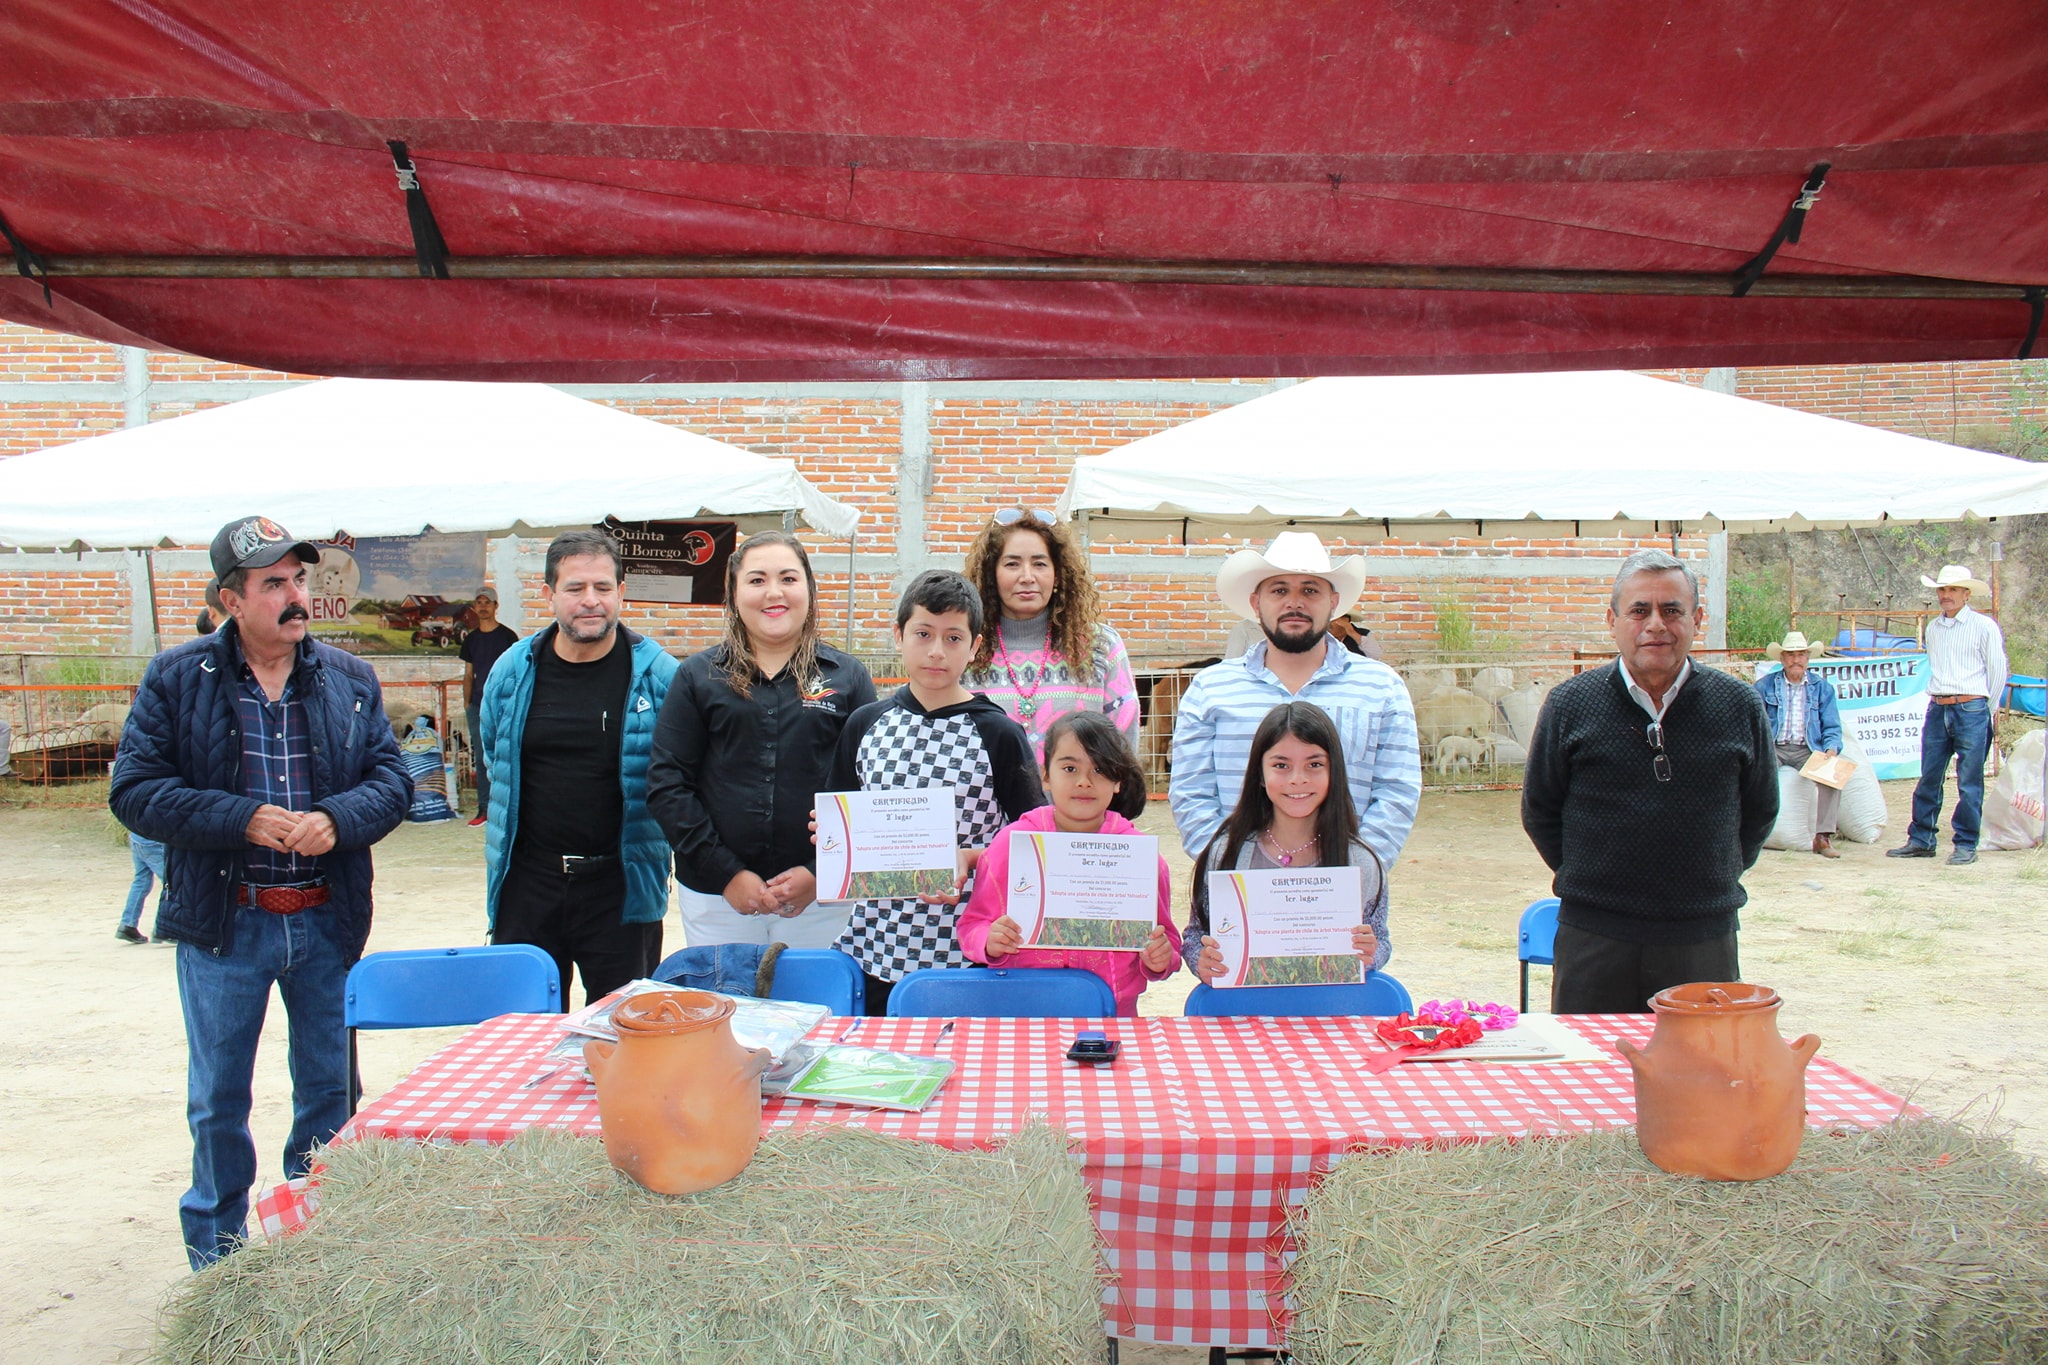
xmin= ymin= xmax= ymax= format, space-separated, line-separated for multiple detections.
xmin=828 ymin=687 xmax=1045 ymax=981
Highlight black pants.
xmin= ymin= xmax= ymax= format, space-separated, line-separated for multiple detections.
xmin=494 ymin=854 xmax=663 ymax=1008
xmin=1550 ymin=922 xmax=1740 ymax=1015
xmin=862 ymin=970 xmax=895 ymax=1017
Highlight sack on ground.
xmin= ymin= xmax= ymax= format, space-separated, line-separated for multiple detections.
xmin=1981 ymin=729 xmax=2046 ymax=851
xmin=1834 ymin=731 xmax=1887 ymax=844
xmin=1764 ymin=765 xmax=1818 ymax=851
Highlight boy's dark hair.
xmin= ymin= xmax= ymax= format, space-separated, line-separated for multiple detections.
xmin=1200 ymin=700 xmax=1366 ymax=877
xmin=545 ymin=528 xmax=623 ymax=587
xmin=1041 ymin=711 xmax=1147 ymax=821
xmin=894 ymin=569 xmax=984 ymax=639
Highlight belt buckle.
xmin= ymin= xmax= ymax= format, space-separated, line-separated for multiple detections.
xmin=561 ymin=854 xmax=583 ymax=875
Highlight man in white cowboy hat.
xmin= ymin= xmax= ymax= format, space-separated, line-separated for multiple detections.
xmin=1755 ymin=631 xmax=1845 ymax=857
xmin=1169 ymin=531 xmax=1421 ymax=866
xmin=1889 ymin=564 xmax=2006 ymax=865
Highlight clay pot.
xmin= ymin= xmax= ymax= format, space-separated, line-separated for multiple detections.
xmin=1616 ymin=982 xmax=1821 ymax=1182
xmin=583 ymin=990 xmax=773 ymax=1195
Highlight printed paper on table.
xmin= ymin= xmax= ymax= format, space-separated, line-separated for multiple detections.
xmin=814 ymin=788 xmax=958 ymax=903
xmin=1207 ymin=866 xmax=1364 ymax=988
xmin=1005 ymin=830 xmax=1159 ymax=951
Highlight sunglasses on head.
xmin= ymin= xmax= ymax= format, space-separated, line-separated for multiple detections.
xmin=993 ymin=507 xmax=1058 ymax=528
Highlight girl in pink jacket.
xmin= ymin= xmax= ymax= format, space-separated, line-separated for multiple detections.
xmin=957 ymin=712 xmax=1180 ymax=1014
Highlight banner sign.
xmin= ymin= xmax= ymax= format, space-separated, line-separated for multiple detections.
xmin=1757 ymin=653 xmax=1928 ymax=781
xmin=307 ymin=531 xmax=490 ymax=654
xmin=605 ymin=518 xmax=736 ymax=605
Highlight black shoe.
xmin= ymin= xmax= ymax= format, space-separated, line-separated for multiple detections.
xmin=114 ymin=924 xmax=148 ymax=944
xmin=1947 ymin=848 xmax=1978 ymax=865
xmin=1885 ymin=843 xmax=1936 ymax=859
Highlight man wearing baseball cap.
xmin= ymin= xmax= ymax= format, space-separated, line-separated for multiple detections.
xmin=111 ymin=515 xmax=411 ymax=1269
xmin=1889 ymin=564 xmax=2007 ymax=865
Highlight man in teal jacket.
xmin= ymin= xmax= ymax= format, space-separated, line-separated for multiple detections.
xmin=478 ymin=529 xmax=679 ymax=1004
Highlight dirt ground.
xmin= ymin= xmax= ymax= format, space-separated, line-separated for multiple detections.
xmin=4 ymin=781 xmax=2044 ymax=1364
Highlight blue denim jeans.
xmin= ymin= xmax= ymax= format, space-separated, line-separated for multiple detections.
xmin=174 ymin=903 xmax=353 ymax=1269
xmin=1907 ymin=699 xmax=1991 ymax=850
xmin=464 ymin=702 xmax=490 ymax=815
xmin=120 ymin=834 xmax=166 ymax=930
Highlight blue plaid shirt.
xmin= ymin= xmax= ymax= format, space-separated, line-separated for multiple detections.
xmin=235 ymin=646 xmax=324 ymax=887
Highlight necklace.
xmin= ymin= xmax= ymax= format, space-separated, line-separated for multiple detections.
xmin=1261 ymin=828 xmax=1319 ymax=866
xmin=994 ymin=622 xmax=1047 ymax=721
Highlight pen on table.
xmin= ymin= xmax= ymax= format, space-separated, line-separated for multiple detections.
xmin=520 ymin=1060 xmax=573 ymax=1089
xmin=833 ymin=1019 xmax=863 ymax=1044
xmin=936 ymin=1022 xmax=955 ymax=1041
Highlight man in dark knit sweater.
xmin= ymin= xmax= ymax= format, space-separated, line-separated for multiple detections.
xmin=1522 ymin=551 xmax=1778 ymax=1013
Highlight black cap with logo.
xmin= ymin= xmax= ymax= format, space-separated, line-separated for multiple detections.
xmin=209 ymin=515 xmax=319 ymax=585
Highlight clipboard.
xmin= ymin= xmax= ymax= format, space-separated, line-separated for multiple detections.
xmin=1799 ymin=751 xmax=1856 ymax=790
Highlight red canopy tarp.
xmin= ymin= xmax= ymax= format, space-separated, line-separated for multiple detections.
xmin=2 ymin=1 xmax=2043 ymax=381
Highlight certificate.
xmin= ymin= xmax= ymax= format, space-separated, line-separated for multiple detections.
xmin=1207 ymin=866 xmax=1364 ymax=988
xmin=1005 ymin=830 xmax=1159 ymax=952
xmin=815 ymin=789 xmax=957 ymax=902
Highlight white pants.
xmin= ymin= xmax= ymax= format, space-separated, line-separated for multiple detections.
xmin=674 ymin=885 xmax=851 ymax=950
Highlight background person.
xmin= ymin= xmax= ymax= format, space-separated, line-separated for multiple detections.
xmin=647 ymin=530 xmax=876 ymax=949
xmin=115 ymin=830 xmax=165 ymax=943
xmin=457 ymin=585 xmax=518 ymax=827
xmin=1755 ymin=630 xmax=1845 ymax=857
xmin=1170 ymin=531 xmax=1420 ymax=870
xmin=961 ymin=507 xmax=1139 ymax=764
xmin=1889 ymin=564 xmax=2007 ymax=866
xmin=110 ymin=515 xmax=411 ymax=1268
xmin=1521 ymin=549 xmax=1777 ymax=1014
xmin=478 ymin=530 xmax=678 ymax=1005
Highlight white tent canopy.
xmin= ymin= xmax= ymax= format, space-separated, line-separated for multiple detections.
xmin=1057 ymin=371 xmax=2048 ymax=535
xmin=0 ymin=377 xmax=861 ymax=548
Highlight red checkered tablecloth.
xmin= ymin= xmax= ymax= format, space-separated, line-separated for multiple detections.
xmin=253 ymin=1013 xmax=1911 ymax=1348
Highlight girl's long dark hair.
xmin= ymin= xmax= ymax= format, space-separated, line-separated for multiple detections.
xmin=717 ymin=530 xmax=823 ymax=699
xmin=1200 ymin=701 xmax=1363 ymax=876
xmin=1041 ymin=711 xmax=1147 ymax=822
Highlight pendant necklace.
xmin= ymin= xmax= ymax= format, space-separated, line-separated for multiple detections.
xmin=996 ymin=623 xmax=1046 ymax=721
xmin=1261 ymin=828 xmax=1319 ymax=866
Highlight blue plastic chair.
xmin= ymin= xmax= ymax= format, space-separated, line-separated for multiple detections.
xmin=886 ymin=966 xmax=1115 ymax=1018
xmin=1182 ymin=971 xmax=1413 ymax=1018
xmin=1517 ymin=897 xmax=1560 ymax=1013
xmin=345 ymin=944 xmax=561 ymax=1111
xmin=768 ymin=948 xmax=865 ymax=1017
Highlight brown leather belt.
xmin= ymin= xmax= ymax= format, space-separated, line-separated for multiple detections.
xmin=238 ymin=882 xmax=330 ymax=913
xmin=1931 ymin=694 xmax=1985 ymax=705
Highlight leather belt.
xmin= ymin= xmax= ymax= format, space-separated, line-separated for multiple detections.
xmin=556 ymin=853 xmax=617 ymax=875
xmin=1931 ymin=694 xmax=1985 ymax=705
xmin=239 ymin=882 xmax=329 ymax=913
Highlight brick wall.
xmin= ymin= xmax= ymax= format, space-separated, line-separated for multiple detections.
xmin=3 ymin=324 xmax=2041 ymax=663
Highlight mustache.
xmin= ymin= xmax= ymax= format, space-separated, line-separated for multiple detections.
xmin=278 ymin=604 xmax=310 ymax=625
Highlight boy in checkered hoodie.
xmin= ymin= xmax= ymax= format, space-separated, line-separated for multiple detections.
xmin=829 ymin=571 xmax=1044 ymax=1014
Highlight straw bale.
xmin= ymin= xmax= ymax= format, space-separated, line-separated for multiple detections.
xmin=155 ymin=1122 xmax=1104 ymax=1365
xmin=1288 ymin=1117 xmax=2048 ymax=1365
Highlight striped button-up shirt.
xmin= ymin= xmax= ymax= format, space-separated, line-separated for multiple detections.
xmin=1168 ymin=637 xmax=1421 ymax=868
xmin=235 ymin=650 xmax=325 ymax=887
xmin=1775 ymin=676 xmax=1808 ymax=744
xmin=1924 ymin=604 xmax=2007 ymax=703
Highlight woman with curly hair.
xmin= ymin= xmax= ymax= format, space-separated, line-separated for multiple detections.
xmin=961 ymin=508 xmax=1139 ymax=764
xmin=647 ymin=530 xmax=876 ymax=949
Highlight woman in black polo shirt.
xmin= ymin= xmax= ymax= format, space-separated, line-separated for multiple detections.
xmin=647 ymin=530 xmax=876 ymax=948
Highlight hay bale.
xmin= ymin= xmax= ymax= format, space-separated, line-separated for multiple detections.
xmin=1288 ymin=1119 xmax=2048 ymax=1365
xmin=156 ymin=1123 xmax=1103 ymax=1365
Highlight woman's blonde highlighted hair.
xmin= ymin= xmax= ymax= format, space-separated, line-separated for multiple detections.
xmin=718 ymin=530 xmax=823 ymax=698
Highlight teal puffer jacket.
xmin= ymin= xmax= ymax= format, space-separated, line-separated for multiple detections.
xmin=477 ymin=625 xmax=680 ymax=927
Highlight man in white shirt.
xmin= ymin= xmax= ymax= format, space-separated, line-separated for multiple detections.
xmin=1888 ymin=564 xmax=2007 ymax=866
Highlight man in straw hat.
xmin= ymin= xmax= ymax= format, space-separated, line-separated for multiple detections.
xmin=1169 ymin=531 xmax=1421 ymax=868
xmin=1888 ymin=564 xmax=2006 ymax=865
xmin=1755 ymin=631 xmax=1845 ymax=857
xmin=1522 ymin=550 xmax=1778 ymax=1014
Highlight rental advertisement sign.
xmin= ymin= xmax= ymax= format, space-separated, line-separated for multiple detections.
xmin=1757 ymin=653 xmax=1928 ymax=781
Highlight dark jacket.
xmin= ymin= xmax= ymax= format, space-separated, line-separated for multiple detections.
xmin=1521 ymin=662 xmax=1778 ymax=946
xmin=646 ymin=643 xmax=876 ymax=895
xmin=1754 ymin=669 xmax=1843 ymax=753
xmin=109 ymin=623 xmax=412 ymax=958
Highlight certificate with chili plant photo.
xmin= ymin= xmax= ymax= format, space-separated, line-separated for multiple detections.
xmin=1005 ymin=830 xmax=1159 ymax=951
xmin=1206 ymin=866 xmax=1364 ymax=987
xmin=814 ymin=789 xmax=958 ymax=902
